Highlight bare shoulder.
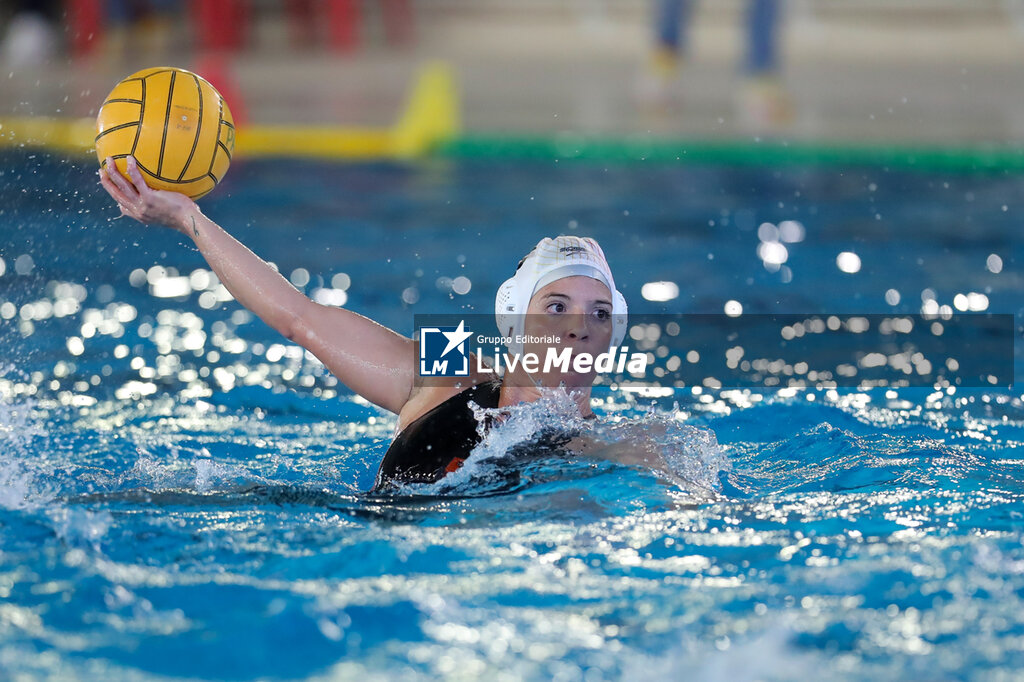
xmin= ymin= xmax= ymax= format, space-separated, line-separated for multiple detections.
xmin=395 ymin=352 xmax=497 ymax=432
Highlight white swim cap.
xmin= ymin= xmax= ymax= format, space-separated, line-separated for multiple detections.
xmin=495 ymin=236 xmax=628 ymax=356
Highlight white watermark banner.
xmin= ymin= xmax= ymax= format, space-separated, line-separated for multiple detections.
xmin=412 ymin=314 xmax=1014 ymax=389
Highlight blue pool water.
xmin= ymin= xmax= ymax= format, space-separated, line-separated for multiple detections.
xmin=1 ymin=149 xmax=1023 ymax=680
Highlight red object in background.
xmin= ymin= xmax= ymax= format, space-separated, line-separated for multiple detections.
xmin=326 ymin=0 xmax=414 ymax=53
xmin=285 ymin=0 xmax=318 ymax=49
xmin=66 ymin=0 xmax=104 ymax=56
xmin=190 ymin=0 xmax=249 ymax=52
xmin=64 ymin=0 xmax=412 ymax=59
xmin=326 ymin=0 xmax=359 ymax=52
xmin=194 ymin=54 xmax=249 ymax=127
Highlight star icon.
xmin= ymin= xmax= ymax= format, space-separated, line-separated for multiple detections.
xmin=440 ymin=320 xmax=473 ymax=358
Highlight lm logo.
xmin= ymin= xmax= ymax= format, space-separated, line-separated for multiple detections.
xmin=419 ymin=320 xmax=473 ymax=376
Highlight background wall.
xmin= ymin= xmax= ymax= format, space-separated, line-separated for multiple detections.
xmin=2 ymin=1 xmax=1024 ymax=144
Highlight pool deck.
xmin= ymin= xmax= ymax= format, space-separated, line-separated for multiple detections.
xmin=4 ymin=7 xmax=1024 ymax=148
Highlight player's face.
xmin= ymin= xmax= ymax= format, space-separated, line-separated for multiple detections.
xmin=522 ymin=276 xmax=614 ymax=386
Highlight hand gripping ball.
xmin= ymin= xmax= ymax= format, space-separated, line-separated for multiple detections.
xmin=96 ymin=67 xmax=235 ymax=200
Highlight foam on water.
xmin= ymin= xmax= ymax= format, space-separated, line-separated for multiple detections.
xmin=0 ymin=417 xmax=37 ymax=510
xmin=48 ymin=507 xmax=113 ymax=550
xmin=0 ymin=369 xmax=54 ymax=511
xmin=409 ymin=388 xmax=729 ymax=500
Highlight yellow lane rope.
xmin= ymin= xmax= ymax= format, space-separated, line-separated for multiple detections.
xmin=0 ymin=61 xmax=459 ymax=160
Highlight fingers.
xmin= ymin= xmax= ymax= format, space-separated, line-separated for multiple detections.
xmin=98 ymin=167 xmax=124 ymax=202
xmin=100 ymin=157 xmax=145 ymax=219
xmin=101 ymin=156 xmax=141 ymax=199
xmin=99 ymin=173 xmax=135 ymax=217
xmin=125 ymin=156 xmax=150 ymax=195
xmin=99 ymin=165 xmax=131 ymax=201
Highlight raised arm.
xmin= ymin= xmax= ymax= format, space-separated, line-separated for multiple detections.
xmin=99 ymin=156 xmax=416 ymax=413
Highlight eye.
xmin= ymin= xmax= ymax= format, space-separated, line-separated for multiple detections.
xmin=593 ymin=308 xmax=612 ymax=321
xmin=545 ymin=301 xmax=567 ymax=314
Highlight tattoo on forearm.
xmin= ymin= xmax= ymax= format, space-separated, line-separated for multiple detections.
xmin=191 ymin=216 xmax=198 ymax=237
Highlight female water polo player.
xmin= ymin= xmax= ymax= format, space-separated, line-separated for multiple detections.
xmin=99 ymin=156 xmax=629 ymax=489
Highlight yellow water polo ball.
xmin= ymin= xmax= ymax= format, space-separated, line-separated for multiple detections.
xmin=96 ymin=66 xmax=235 ymax=201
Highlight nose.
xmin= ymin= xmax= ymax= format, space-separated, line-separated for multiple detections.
xmin=564 ymin=314 xmax=590 ymax=342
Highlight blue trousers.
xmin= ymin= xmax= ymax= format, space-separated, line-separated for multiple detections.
xmin=655 ymin=0 xmax=779 ymax=74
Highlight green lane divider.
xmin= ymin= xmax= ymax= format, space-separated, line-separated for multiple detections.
xmin=4 ymin=114 xmax=1024 ymax=174
xmin=440 ymin=135 xmax=1024 ymax=173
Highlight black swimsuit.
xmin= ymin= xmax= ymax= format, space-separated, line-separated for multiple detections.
xmin=373 ymin=381 xmax=502 ymax=490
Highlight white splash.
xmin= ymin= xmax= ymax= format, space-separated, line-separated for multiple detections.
xmin=428 ymin=388 xmax=727 ymax=496
xmin=49 ymin=507 xmax=113 ymax=549
xmin=194 ymin=456 xmax=249 ymax=493
xmin=430 ymin=387 xmax=589 ymax=491
xmin=0 ymin=366 xmax=53 ymax=510
xmin=193 ymin=450 xmax=269 ymax=492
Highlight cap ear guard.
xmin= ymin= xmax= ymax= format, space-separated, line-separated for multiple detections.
xmin=494 ymin=247 xmax=537 ymax=354
xmin=610 ymin=290 xmax=628 ymax=349
xmin=495 ymin=275 xmax=528 ymax=356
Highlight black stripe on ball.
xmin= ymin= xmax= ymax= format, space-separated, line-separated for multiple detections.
xmin=95 ymin=120 xmax=138 ymax=144
xmin=157 ymin=70 xmax=176 ymax=178
xmin=131 ymin=78 xmax=145 ymax=157
xmin=178 ymin=72 xmax=204 ymax=182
